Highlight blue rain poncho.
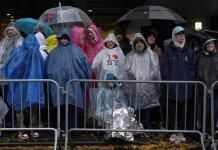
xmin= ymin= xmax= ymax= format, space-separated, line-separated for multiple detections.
xmin=3 ymin=34 xmax=45 ymax=112
xmin=46 ymin=28 xmax=91 ymax=108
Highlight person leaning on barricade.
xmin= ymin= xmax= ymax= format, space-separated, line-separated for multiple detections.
xmin=161 ymin=26 xmax=196 ymax=142
xmin=125 ymin=33 xmax=161 ymax=129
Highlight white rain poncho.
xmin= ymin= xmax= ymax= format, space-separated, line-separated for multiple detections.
xmin=0 ymin=22 xmax=24 ymax=71
xmin=92 ymin=34 xmax=126 ymax=80
xmin=125 ymin=33 xmax=161 ymax=110
xmin=94 ymin=72 xmax=143 ymax=141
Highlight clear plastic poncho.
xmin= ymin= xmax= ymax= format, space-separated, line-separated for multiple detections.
xmin=0 ymin=22 xmax=24 ymax=71
xmin=125 ymin=33 xmax=161 ymax=110
xmin=92 ymin=34 xmax=126 ymax=80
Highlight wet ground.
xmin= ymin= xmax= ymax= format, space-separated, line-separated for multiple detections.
xmin=0 ymin=131 xmax=205 ymax=150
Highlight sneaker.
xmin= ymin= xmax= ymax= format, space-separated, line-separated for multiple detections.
xmin=169 ymin=133 xmax=186 ymax=143
xmin=178 ymin=133 xmax=186 ymax=142
xmin=31 ymin=131 xmax=40 ymax=138
xmin=18 ymin=132 xmax=29 ymax=140
xmin=169 ymin=134 xmax=177 ymax=142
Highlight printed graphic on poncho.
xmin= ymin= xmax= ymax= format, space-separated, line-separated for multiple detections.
xmin=107 ymin=54 xmax=119 ymax=65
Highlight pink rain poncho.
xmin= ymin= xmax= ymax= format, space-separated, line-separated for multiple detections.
xmin=71 ymin=24 xmax=104 ymax=65
xmin=70 ymin=26 xmax=85 ymax=49
xmin=83 ymin=24 xmax=104 ymax=64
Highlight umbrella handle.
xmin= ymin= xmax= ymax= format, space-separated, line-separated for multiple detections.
xmin=58 ymin=2 xmax=64 ymax=28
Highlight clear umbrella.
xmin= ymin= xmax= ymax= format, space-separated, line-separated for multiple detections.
xmin=39 ymin=4 xmax=92 ymax=34
xmin=39 ymin=5 xmax=92 ymax=26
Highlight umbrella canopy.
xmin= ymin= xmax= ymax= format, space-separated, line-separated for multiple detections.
xmin=15 ymin=18 xmax=53 ymax=37
xmin=39 ymin=6 xmax=93 ymax=26
xmin=117 ymin=5 xmax=186 ymax=24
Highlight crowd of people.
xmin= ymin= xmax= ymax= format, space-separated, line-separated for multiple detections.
xmin=0 ymin=21 xmax=217 ymax=141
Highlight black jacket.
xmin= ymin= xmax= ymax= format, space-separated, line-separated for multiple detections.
xmin=197 ymin=50 xmax=218 ymax=88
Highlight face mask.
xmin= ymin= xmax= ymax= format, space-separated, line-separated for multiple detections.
xmin=135 ymin=43 xmax=145 ymax=51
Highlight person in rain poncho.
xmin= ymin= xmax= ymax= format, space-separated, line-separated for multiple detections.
xmin=70 ymin=26 xmax=85 ymax=50
xmin=82 ymin=24 xmax=104 ymax=65
xmin=92 ymin=34 xmax=126 ymax=80
xmin=197 ymin=38 xmax=218 ymax=132
xmin=95 ymin=72 xmax=143 ymax=141
xmin=125 ymin=33 xmax=161 ymax=129
xmin=46 ymin=28 xmax=92 ymax=130
xmin=71 ymin=24 xmax=103 ymax=65
xmin=3 ymin=33 xmax=46 ymax=140
xmin=0 ymin=22 xmax=24 ymax=76
xmin=161 ymin=26 xmax=196 ymax=142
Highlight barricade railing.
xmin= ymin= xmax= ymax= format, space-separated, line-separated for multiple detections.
xmin=211 ymin=81 xmax=218 ymax=150
xmin=0 ymin=79 xmax=60 ymax=150
xmin=64 ymin=79 xmax=207 ymax=150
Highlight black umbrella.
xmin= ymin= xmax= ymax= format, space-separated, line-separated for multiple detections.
xmin=117 ymin=5 xmax=186 ymax=25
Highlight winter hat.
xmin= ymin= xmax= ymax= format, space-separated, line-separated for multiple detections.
xmin=105 ymin=72 xmax=117 ymax=80
xmin=203 ymin=38 xmax=217 ymax=55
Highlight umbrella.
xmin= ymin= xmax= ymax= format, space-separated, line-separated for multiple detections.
xmin=15 ymin=18 xmax=53 ymax=37
xmin=117 ymin=5 xmax=186 ymax=24
xmin=39 ymin=5 xmax=93 ymax=26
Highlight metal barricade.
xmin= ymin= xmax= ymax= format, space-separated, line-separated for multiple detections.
xmin=0 ymin=79 xmax=60 ymax=150
xmin=64 ymin=79 xmax=207 ymax=150
xmin=211 ymin=81 xmax=218 ymax=150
